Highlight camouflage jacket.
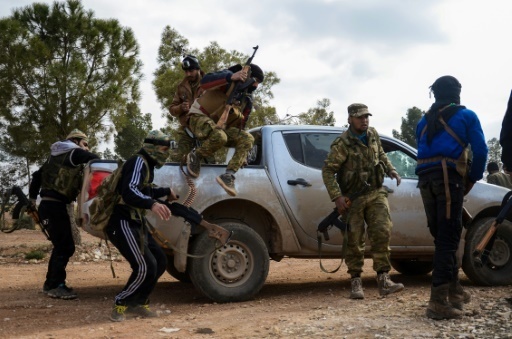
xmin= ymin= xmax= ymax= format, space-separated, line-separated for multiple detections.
xmin=322 ymin=127 xmax=395 ymax=201
xmin=169 ymin=71 xmax=205 ymax=127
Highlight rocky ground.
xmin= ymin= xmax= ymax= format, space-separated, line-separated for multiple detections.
xmin=0 ymin=229 xmax=511 ymax=338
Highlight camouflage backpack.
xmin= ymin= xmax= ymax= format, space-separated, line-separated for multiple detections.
xmin=89 ymin=160 xmax=124 ymax=232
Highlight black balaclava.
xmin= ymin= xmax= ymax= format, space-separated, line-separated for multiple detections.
xmin=425 ymin=75 xmax=465 ymax=145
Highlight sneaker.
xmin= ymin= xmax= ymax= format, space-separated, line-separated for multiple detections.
xmin=216 ymin=173 xmax=237 ymax=196
xmin=41 ymin=283 xmax=51 ymax=294
xmin=110 ymin=304 xmax=128 ymax=322
xmin=186 ymin=151 xmax=201 ymax=178
xmin=350 ymin=277 xmax=364 ymax=299
xmin=377 ymin=272 xmax=404 ymax=296
xmin=47 ymin=284 xmax=77 ymax=300
xmin=127 ymin=304 xmax=159 ymax=318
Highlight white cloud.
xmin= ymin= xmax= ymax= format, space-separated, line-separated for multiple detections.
xmin=1 ymin=0 xmax=511 ymax=142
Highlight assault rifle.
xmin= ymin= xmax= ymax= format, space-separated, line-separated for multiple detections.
xmin=317 ymin=182 xmax=372 ymax=241
xmin=4 ymin=186 xmax=50 ymax=239
xmin=317 ymin=209 xmax=347 ymax=241
xmin=156 ymin=199 xmax=232 ymax=246
xmin=216 ymin=45 xmax=259 ymax=129
xmin=473 ymin=191 xmax=512 ymax=267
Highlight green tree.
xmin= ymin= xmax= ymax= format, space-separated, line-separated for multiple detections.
xmin=152 ymin=26 xmax=280 ymax=134
xmin=114 ymin=103 xmax=152 ymax=160
xmin=486 ymin=137 xmax=501 ymax=166
xmin=0 ymin=0 xmax=143 ymax=166
xmin=280 ymin=99 xmax=335 ymax=126
xmin=392 ymin=107 xmax=424 ymax=148
xmin=298 ymin=98 xmax=335 ymax=126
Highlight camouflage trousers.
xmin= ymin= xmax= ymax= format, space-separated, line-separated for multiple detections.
xmin=187 ymin=114 xmax=253 ymax=172
xmin=187 ymin=114 xmax=227 ymax=159
xmin=224 ymin=127 xmax=254 ymax=172
xmin=344 ymin=188 xmax=393 ymax=276
xmin=176 ymin=127 xmax=216 ymax=164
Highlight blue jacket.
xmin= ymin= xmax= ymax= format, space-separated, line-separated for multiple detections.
xmin=415 ymin=107 xmax=488 ymax=183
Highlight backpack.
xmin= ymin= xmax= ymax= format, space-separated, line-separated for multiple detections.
xmin=88 ymin=160 xmax=124 ymax=232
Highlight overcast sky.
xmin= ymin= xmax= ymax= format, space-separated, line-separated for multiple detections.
xmin=2 ymin=0 xmax=512 ymax=141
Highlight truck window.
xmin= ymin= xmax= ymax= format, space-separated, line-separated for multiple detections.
xmin=283 ymin=132 xmax=338 ymax=169
xmin=386 ymin=150 xmax=418 ymax=179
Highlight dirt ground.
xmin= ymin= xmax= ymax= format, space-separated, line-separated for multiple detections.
xmin=1 ymin=229 xmax=511 ymax=339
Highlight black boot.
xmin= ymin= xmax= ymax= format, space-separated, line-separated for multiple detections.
xmin=426 ymin=284 xmax=463 ymax=320
xmin=448 ymin=278 xmax=471 ymax=310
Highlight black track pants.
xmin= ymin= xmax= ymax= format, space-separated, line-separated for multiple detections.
xmin=106 ymin=214 xmax=167 ymax=306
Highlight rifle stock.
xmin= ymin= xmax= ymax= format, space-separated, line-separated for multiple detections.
xmin=472 ymin=191 xmax=512 ymax=266
xmin=216 ymin=104 xmax=233 ymax=130
xmin=157 ymin=199 xmax=232 ymax=245
xmin=473 ymin=220 xmax=498 ymax=260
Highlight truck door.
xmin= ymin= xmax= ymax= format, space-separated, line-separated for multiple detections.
xmin=272 ymin=131 xmax=344 ymax=247
xmin=272 ymin=131 xmax=433 ymax=251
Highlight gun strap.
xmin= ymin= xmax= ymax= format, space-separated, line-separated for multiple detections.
xmin=317 ymin=231 xmax=343 ymax=274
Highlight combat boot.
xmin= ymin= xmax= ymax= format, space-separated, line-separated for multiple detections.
xmin=448 ymin=279 xmax=471 ymax=310
xmin=216 ymin=173 xmax=237 ymax=196
xmin=186 ymin=151 xmax=201 ymax=178
xmin=350 ymin=277 xmax=364 ymax=299
xmin=377 ymin=272 xmax=404 ymax=296
xmin=426 ymin=284 xmax=463 ymax=320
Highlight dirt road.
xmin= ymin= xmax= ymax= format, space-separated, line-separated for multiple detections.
xmin=1 ymin=229 xmax=511 ymax=338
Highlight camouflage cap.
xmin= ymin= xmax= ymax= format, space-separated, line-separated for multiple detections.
xmin=347 ymin=103 xmax=372 ymax=117
xmin=66 ymin=129 xmax=88 ymax=142
xmin=143 ymin=130 xmax=171 ymax=147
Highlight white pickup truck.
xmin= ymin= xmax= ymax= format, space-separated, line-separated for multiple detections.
xmin=78 ymin=125 xmax=512 ymax=303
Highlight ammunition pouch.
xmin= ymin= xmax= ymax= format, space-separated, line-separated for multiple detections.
xmin=373 ymin=161 xmax=386 ymax=188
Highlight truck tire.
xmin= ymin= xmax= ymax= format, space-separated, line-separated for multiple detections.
xmin=390 ymin=259 xmax=433 ymax=276
xmin=462 ymin=217 xmax=512 ymax=286
xmin=165 ymin=255 xmax=192 ymax=283
xmin=188 ymin=222 xmax=269 ymax=303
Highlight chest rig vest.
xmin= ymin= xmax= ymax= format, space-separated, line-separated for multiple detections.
xmin=335 ymin=128 xmax=386 ymax=195
xmin=41 ymin=151 xmax=83 ymax=201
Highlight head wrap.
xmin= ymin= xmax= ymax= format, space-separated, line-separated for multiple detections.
xmin=66 ymin=129 xmax=88 ymax=143
xmin=249 ymin=64 xmax=264 ymax=83
xmin=142 ymin=130 xmax=171 ymax=168
xmin=425 ymin=75 xmax=465 ymax=145
xmin=228 ymin=64 xmax=264 ymax=83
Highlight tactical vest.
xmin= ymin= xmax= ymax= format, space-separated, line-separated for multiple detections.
xmin=41 ymin=151 xmax=83 ymax=201
xmin=335 ymin=128 xmax=385 ymax=195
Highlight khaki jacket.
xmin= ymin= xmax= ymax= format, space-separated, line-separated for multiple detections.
xmin=169 ymin=72 xmax=205 ymax=127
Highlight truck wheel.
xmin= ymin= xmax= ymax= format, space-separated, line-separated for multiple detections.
xmin=462 ymin=217 xmax=512 ymax=286
xmin=165 ymin=255 xmax=191 ymax=283
xmin=390 ymin=259 xmax=433 ymax=276
xmin=188 ymin=222 xmax=269 ymax=303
